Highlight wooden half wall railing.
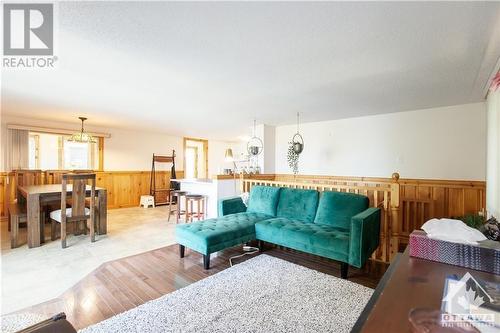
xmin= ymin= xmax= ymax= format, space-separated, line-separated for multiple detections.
xmin=242 ymin=172 xmax=486 ymax=263
xmin=241 ymin=175 xmax=400 ymax=263
xmin=0 ymin=170 xmax=486 ymax=263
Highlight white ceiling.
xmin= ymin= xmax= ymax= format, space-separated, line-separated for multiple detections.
xmin=2 ymin=1 xmax=500 ymax=140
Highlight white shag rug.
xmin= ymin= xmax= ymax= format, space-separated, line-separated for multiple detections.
xmin=1 ymin=313 xmax=47 ymax=333
xmin=80 ymin=254 xmax=373 ymax=333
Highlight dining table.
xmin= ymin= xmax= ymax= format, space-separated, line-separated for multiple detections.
xmin=17 ymin=184 xmax=107 ymax=248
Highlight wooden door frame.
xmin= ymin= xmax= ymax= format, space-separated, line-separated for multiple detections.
xmin=183 ymin=137 xmax=208 ymax=178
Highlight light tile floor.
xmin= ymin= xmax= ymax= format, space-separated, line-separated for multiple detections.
xmin=1 ymin=206 xmax=178 ymax=315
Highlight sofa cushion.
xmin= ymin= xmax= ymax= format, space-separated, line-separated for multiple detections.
xmin=314 ymin=191 xmax=369 ymax=230
xmin=255 ymin=218 xmax=350 ymax=259
xmin=247 ymin=186 xmax=281 ymax=216
xmin=176 ymin=212 xmax=272 ymax=254
xmin=276 ymin=188 xmax=319 ymax=223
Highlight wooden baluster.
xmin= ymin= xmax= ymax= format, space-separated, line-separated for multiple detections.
xmin=390 ymin=172 xmax=401 ymax=261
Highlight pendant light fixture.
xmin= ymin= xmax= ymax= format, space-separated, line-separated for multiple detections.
xmin=247 ymin=119 xmax=263 ymax=156
xmin=292 ymin=112 xmax=304 ymax=154
xmin=68 ymin=117 xmax=97 ymax=143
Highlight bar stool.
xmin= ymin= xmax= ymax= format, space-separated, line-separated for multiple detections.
xmin=168 ymin=190 xmax=187 ymax=224
xmin=185 ymin=194 xmax=206 ymax=222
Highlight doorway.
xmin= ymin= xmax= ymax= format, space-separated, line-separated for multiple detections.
xmin=184 ymin=138 xmax=208 ymax=179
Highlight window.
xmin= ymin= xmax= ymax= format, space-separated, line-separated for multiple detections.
xmin=28 ymin=134 xmax=39 ymax=169
xmin=28 ymin=132 xmax=101 ymax=170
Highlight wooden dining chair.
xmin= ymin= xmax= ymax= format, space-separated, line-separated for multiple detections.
xmin=50 ymin=173 xmax=96 ymax=248
xmin=15 ymin=169 xmax=43 ymax=188
xmin=9 ymin=170 xmax=43 ymax=246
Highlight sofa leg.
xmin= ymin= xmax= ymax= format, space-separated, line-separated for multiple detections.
xmin=257 ymin=240 xmax=263 ymax=251
xmin=179 ymin=245 xmax=185 ymax=258
xmin=203 ymin=254 xmax=210 ymax=270
xmin=341 ymin=262 xmax=348 ymax=279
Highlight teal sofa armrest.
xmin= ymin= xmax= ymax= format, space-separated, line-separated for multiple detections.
xmin=218 ymin=197 xmax=247 ymax=217
xmin=348 ymin=207 xmax=381 ymax=268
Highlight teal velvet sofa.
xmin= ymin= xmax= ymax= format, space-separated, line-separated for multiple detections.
xmin=175 ymin=186 xmax=380 ymax=278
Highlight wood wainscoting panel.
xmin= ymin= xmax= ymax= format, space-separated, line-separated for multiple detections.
xmin=397 ymin=178 xmax=486 ymax=251
xmin=274 ymin=174 xmax=486 ymax=261
xmin=0 ymin=170 xmax=486 ymax=261
xmin=276 ymin=174 xmax=485 ymax=221
xmin=399 ymin=179 xmax=485 ymax=218
xmin=242 ymin=177 xmax=397 ymax=263
xmin=0 ymin=172 xmax=8 ymax=217
xmin=96 ymin=171 xmax=184 ymax=209
xmin=0 ymin=170 xmax=184 ymax=216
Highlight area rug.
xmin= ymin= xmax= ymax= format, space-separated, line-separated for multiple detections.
xmin=80 ymin=254 xmax=373 ymax=333
xmin=1 ymin=313 xmax=47 ymax=333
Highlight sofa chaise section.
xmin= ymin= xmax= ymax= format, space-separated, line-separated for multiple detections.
xmin=175 ymin=186 xmax=280 ymax=269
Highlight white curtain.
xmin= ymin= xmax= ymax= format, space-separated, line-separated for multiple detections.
xmin=7 ymin=129 xmax=29 ymax=171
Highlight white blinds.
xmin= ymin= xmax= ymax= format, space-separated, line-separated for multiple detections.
xmin=7 ymin=128 xmax=29 ymax=171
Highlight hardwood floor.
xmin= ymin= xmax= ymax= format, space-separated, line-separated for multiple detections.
xmin=15 ymin=243 xmax=388 ymax=330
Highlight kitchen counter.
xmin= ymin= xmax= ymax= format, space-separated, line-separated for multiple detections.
xmin=213 ymin=174 xmax=276 ymax=180
xmin=172 ymin=178 xmax=214 ymax=184
xmin=171 ymin=177 xmax=240 ymax=219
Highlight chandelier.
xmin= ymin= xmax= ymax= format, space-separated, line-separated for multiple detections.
xmin=68 ymin=117 xmax=97 ymax=143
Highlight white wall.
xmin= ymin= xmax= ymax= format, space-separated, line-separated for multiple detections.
xmin=486 ymin=91 xmax=500 ymax=218
xmin=0 ymin=115 xmax=240 ymax=175
xmin=263 ymin=125 xmax=276 ymax=173
xmin=103 ymin=127 xmax=183 ymax=171
xmin=254 ymin=124 xmax=276 ymax=174
xmin=208 ymin=140 xmax=246 ymax=177
xmin=275 ymin=103 xmax=487 ymax=180
xmin=0 ymin=115 xmax=183 ymax=171
xmin=2 ymin=102 xmax=487 ymax=181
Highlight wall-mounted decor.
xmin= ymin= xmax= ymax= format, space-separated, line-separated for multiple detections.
xmin=247 ymin=119 xmax=263 ymax=157
xmin=287 ymin=112 xmax=304 ymax=174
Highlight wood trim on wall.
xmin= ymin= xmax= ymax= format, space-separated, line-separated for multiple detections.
xmin=98 ymin=137 xmax=104 ymax=171
xmin=1 ymin=171 xmax=485 ymax=217
xmin=0 ymin=170 xmax=185 ymax=217
xmin=274 ymin=173 xmax=486 ymax=258
xmin=244 ymin=173 xmax=486 ymax=263
xmin=274 ymin=174 xmax=486 ymax=215
xmin=0 ymin=170 xmax=486 ymax=263
xmin=241 ymin=177 xmax=397 ymax=263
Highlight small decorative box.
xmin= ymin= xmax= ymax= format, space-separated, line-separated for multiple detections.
xmin=409 ymin=230 xmax=500 ymax=275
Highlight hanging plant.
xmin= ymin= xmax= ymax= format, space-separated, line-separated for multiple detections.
xmin=287 ymin=142 xmax=299 ymax=175
xmin=287 ymin=112 xmax=303 ymax=175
